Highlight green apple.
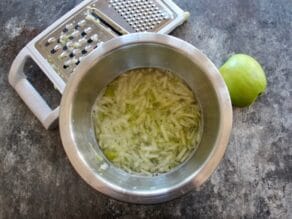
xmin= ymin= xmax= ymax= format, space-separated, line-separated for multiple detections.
xmin=219 ymin=54 xmax=267 ymax=107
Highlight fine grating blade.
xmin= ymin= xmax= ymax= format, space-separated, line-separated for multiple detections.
xmin=108 ymin=0 xmax=174 ymax=32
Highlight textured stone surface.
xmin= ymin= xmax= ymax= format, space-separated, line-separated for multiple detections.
xmin=0 ymin=0 xmax=291 ymax=218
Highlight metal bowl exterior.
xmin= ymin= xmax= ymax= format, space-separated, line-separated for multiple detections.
xmin=59 ymin=33 xmax=232 ymax=203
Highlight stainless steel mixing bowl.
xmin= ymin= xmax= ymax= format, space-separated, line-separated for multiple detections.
xmin=59 ymin=33 xmax=232 ymax=204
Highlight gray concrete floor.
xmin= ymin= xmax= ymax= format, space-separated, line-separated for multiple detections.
xmin=0 ymin=0 xmax=291 ymax=218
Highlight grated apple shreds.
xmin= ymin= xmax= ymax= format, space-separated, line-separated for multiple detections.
xmin=93 ymin=68 xmax=201 ymax=175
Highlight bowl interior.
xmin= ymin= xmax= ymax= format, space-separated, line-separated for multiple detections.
xmin=67 ymin=43 xmax=221 ymax=199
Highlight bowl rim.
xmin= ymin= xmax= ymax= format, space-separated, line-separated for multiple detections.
xmin=59 ymin=32 xmax=233 ymax=203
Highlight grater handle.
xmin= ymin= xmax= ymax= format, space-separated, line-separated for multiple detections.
xmin=8 ymin=47 xmax=59 ymax=130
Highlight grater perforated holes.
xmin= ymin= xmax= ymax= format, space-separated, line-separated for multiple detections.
xmin=109 ymin=0 xmax=171 ymax=32
xmin=42 ymin=15 xmax=108 ymax=78
xmin=35 ymin=0 xmax=182 ymax=82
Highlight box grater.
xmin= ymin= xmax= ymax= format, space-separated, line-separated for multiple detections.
xmin=8 ymin=0 xmax=189 ymax=129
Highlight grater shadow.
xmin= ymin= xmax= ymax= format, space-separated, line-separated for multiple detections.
xmin=23 ymin=58 xmax=62 ymax=110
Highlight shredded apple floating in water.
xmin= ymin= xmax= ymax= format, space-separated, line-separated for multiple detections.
xmin=92 ymin=68 xmax=202 ymax=175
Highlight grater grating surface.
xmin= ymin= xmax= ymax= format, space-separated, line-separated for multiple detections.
xmin=109 ymin=0 xmax=174 ymax=32
xmin=36 ymin=0 xmax=181 ymax=82
xmin=36 ymin=5 xmax=118 ymax=82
